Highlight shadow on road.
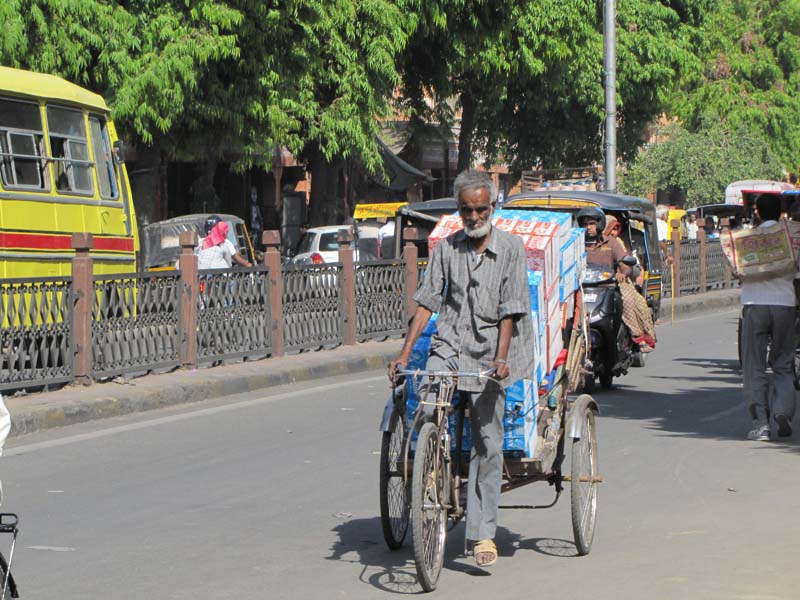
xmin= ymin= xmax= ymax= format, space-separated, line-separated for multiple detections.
xmin=326 ymin=518 xmax=581 ymax=594
xmin=592 ymin=353 xmax=800 ymax=454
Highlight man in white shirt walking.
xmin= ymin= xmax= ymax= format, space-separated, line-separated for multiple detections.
xmin=197 ymin=215 xmax=252 ymax=270
xmin=656 ymin=204 xmax=674 ymax=265
xmin=741 ymin=195 xmax=797 ymax=441
xmin=686 ymin=213 xmax=698 ymax=240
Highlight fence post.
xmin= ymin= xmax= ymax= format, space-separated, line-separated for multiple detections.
xmin=179 ymin=231 xmax=199 ymax=368
xmin=262 ymin=230 xmax=284 ymax=357
xmin=403 ymin=227 xmax=419 ymax=321
xmin=71 ymin=233 xmax=94 ymax=385
xmin=670 ymin=219 xmax=681 ymax=298
xmin=338 ymin=227 xmax=356 ymax=346
xmin=720 ymin=217 xmax=732 ymax=288
xmin=698 ymin=223 xmax=707 ymax=292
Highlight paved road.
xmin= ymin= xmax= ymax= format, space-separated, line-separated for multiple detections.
xmin=3 ymin=307 xmax=799 ymax=599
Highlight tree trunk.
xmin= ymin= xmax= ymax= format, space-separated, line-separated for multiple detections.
xmin=308 ymin=148 xmax=345 ymax=226
xmin=457 ymin=90 xmax=475 ymax=173
xmin=272 ymin=144 xmax=284 ymax=221
xmin=442 ymin=138 xmax=450 ymax=197
xmin=127 ymin=143 xmax=163 ymax=227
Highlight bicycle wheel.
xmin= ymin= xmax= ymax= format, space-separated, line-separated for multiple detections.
xmin=571 ymin=400 xmax=598 ymax=556
xmin=411 ymin=422 xmax=447 ymax=592
xmin=379 ymin=410 xmax=409 ymax=549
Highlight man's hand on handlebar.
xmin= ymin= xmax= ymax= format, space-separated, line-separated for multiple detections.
xmin=388 ymin=356 xmax=408 ymax=383
xmin=489 ymin=360 xmax=510 ymax=380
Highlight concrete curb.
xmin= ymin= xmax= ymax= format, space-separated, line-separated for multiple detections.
xmin=660 ymin=287 xmax=741 ymax=321
xmin=6 ymin=289 xmax=742 ymax=439
xmin=7 ymin=340 xmax=403 ymax=438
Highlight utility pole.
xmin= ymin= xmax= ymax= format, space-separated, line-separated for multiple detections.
xmin=604 ymin=0 xmax=617 ymax=192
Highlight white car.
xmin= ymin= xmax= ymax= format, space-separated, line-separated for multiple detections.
xmin=291 ymin=225 xmax=380 ymax=264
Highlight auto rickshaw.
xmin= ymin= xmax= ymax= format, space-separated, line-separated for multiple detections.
xmin=739 ymin=189 xmax=800 ymax=223
xmin=142 ymin=213 xmax=257 ymax=270
xmin=503 ymin=189 xmax=664 ymax=321
xmin=387 ymin=197 xmax=458 ymax=259
xmin=688 ymin=203 xmax=748 ymax=231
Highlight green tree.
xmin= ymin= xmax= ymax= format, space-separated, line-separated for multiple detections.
xmin=0 ymin=1 xmax=416 ymax=224
xmin=669 ymin=0 xmax=800 ymax=173
xmin=399 ymin=1 xmax=707 ymax=177
xmin=619 ymin=120 xmax=782 ymax=206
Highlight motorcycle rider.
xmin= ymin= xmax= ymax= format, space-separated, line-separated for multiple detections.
xmin=578 ymin=207 xmax=656 ymax=353
xmin=577 ymin=207 xmax=627 ymax=273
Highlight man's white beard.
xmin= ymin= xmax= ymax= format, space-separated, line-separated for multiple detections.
xmin=465 ymin=221 xmax=491 ymax=239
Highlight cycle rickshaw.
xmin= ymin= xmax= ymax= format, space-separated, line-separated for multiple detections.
xmin=378 ymin=296 xmax=599 ymax=592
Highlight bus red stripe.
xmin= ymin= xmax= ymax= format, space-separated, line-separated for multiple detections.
xmin=0 ymin=232 xmax=133 ymax=252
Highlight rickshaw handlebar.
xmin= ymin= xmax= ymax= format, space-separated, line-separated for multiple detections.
xmin=395 ymin=367 xmax=497 ymax=379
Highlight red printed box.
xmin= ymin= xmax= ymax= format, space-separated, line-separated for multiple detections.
xmin=513 ymin=220 xmax=560 ymax=237
xmin=428 ymin=214 xmax=463 ymax=254
xmin=518 ymin=234 xmax=557 ymax=292
xmin=491 ymin=217 xmax=517 ymax=233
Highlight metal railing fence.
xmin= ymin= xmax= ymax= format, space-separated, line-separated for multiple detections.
xmin=0 ymin=277 xmax=73 ymax=391
xmin=92 ymin=271 xmax=182 ymax=378
xmin=355 ymin=259 xmax=406 ymax=341
xmin=282 ymin=263 xmax=343 ymax=351
xmin=197 ymin=267 xmax=273 ymax=365
xmin=0 ymin=226 xmax=740 ymax=393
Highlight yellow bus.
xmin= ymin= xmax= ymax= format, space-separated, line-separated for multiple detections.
xmin=0 ymin=66 xmax=137 ymax=277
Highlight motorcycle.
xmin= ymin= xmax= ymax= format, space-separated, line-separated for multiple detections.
xmin=581 ymin=256 xmax=646 ymax=390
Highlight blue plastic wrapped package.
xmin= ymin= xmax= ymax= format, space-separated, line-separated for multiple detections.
xmin=527 ymin=270 xmax=545 ymax=319
xmin=404 ymin=314 xmax=438 ymax=420
xmin=560 ymin=265 xmax=578 ymax=302
xmin=501 ymin=378 xmax=539 ymax=457
xmin=560 ymin=228 xmax=584 ymax=276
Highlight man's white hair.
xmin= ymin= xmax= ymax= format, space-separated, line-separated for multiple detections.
xmin=453 ymin=170 xmax=498 ymax=204
xmin=656 ymin=204 xmax=670 ymax=220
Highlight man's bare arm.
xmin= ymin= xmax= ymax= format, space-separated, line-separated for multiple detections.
xmin=491 ymin=316 xmax=514 ymax=379
xmin=232 ymin=252 xmax=252 ymax=267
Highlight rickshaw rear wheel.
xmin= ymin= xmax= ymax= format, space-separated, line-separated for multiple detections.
xmin=570 ymin=398 xmax=598 ymax=556
xmin=411 ymin=422 xmax=448 ymax=592
xmin=380 ymin=410 xmax=409 ymax=549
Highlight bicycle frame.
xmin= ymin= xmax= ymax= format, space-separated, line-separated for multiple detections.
xmin=395 ymin=368 xmax=496 ymax=518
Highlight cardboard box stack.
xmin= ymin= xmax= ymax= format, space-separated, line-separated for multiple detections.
xmin=406 ymin=209 xmax=586 ymax=459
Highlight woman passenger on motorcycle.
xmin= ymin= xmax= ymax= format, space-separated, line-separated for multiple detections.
xmin=604 ymin=215 xmax=645 ymax=288
xmin=578 ymin=207 xmax=656 ymax=353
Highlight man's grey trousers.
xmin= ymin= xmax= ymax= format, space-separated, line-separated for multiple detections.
xmin=741 ymin=304 xmax=796 ymax=427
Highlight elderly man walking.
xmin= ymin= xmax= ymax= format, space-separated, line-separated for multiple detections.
xmin=389 ymin=170 xmax=535 ymax=567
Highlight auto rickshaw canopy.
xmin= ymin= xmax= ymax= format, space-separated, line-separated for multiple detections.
xmin=143 ymin=213 xmax=255 ymax=269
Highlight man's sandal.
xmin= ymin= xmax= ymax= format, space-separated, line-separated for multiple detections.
xmin=474 ymin=539 xmax=497 ymax=567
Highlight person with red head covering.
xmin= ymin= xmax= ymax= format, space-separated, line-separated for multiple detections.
xmin=197 ymin=219 xmax=252 ymax=269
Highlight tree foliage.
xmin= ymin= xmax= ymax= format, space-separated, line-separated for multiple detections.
xmin=4 ymin=0 xmax=796 ymax=220
xmin=619 ymin=120 xmax=782 ymax=206
xmin=0 ymin=0 xmax=413 ymax=173
xmin=399 ymin=0 xmax=707 ymax=176
xmin=668 ymin=0 xmax=800 ymax=172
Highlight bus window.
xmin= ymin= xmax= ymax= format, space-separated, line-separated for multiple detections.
xmin=46 ymin=105 xmax=93 ymax=194
xmin=0 ymin=97 xmax=49 ymax=190
xmin=88 ymin=115 xmax=118 ymax=200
